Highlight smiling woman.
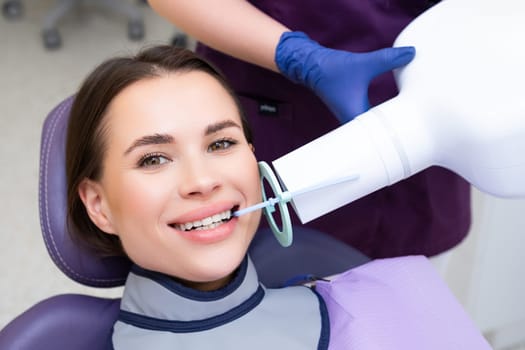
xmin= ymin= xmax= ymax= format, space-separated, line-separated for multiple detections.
xmin=64 ymin=45 xmax=490 ymax=350
xmin=66 ymin=46 xmax=254 ymax=257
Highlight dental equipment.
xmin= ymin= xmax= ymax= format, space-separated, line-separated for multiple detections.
xmin=233 ymin=162 xmax=359 ymax=247
xmin=269 ymin=0 xmax=525 ymax=225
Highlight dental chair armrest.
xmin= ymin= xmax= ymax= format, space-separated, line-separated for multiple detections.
xmin=0 ymin=294 xmax=120 ymax=350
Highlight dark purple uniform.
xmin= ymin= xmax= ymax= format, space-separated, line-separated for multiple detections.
xmin=197 ymin=0 xmax=471 ymax=258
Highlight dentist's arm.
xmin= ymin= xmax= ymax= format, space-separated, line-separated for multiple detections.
xmin=148 ymin=0 xmax=416 ymax=123
xmin=148 ymin=0 xmax=287 ymax=71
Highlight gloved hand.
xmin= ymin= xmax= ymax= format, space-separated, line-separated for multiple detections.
xmin=275 ymin=31 xmax=415 ymax=124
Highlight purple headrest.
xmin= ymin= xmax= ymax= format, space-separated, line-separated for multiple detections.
xmin=37 ymin=97 xmax=368 ymax=289
xmin=38 ymin=96 xmax=131 ymax=287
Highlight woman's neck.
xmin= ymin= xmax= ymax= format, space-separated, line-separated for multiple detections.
xmin=176 ymin=273 xmax=235 ymax=292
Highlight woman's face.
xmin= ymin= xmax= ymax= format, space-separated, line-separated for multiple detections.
xmin=80 ymin=71 xmax=261 ymax=290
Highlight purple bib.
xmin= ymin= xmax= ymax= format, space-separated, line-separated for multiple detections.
xmin=316 ymin=256 xmax=491 ymax=349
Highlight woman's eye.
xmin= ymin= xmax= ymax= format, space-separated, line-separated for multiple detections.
xmin=139 ymin=154 xmax=170 ymax=168
xmin=208 ymin=139 xmax=237 ymax=152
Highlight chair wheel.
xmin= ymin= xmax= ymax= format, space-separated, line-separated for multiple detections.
xmin=128 ymin=20 xmax=144 ymax=41
xmin=2 ymin=0 xmax=23 ymax=20
xmin=171 ymin=33 xmax=188 ymax=48
xmin=42 ymin=28 xmax=62 ymax=50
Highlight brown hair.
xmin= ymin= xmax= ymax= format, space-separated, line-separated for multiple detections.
xmin=66 ymin=45 xmax=252 ymax=256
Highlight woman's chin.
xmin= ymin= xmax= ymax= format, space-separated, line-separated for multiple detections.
xmin=197 ymin=259 xmax=244 ymax=283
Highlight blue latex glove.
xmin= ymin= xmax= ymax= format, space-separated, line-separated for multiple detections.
xmin=275 ymin=31 xmax=416 ymax=124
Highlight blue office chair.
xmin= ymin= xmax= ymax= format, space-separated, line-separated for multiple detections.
xmin=0 ymin=97 xmax=368 ymax=349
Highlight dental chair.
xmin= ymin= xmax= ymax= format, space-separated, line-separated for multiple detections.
xmin=0 ymin=96 xmax=369 ymax=349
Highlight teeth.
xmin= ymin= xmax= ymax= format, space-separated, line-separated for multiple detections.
xmin=176 ymin=209 xmax=232 ymax=231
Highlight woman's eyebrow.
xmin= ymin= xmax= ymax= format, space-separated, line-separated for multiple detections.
xmin=124 ymin=133 xmax=174 ymax=155
xmin=205 ymin=120 xmax=241 ymax=135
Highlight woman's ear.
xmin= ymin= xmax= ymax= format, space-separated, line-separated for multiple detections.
xmin=78 ymin=179 xmax=117 ymax=235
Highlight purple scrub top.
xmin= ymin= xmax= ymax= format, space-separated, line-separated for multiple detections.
xmin=196 ymin=0 xmax=471 ymax=259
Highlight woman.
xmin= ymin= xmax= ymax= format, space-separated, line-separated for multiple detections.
xmin=65 ymin=45 xmax=488 ymax=349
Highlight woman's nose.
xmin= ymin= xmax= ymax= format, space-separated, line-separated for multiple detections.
xmin=178 ymin=158 xmax=221 ymax=198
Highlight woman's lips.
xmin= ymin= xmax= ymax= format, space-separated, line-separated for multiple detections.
xmin=171 ymin=206 xmax=238 ymax=231
xmin=172 ymin=217 xmax=238 ymax=244
xmin=173 ymin=203 xmax=239 ymax=224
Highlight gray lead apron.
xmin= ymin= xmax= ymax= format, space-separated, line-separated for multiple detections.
xmin=113 ymin=257 xmax=329 ymax=349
